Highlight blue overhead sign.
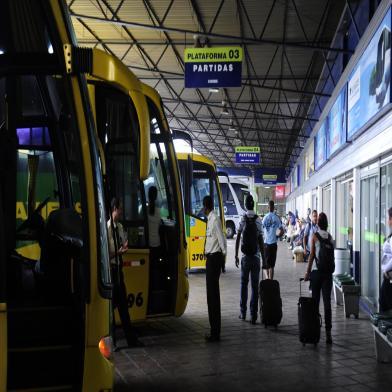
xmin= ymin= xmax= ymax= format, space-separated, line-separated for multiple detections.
xmin=184 ymin=47 xmax=243 ymax=88
xmin=254 ymin=168 xmax=286 ymax=184
xmin=235 ymin=146 xmax=260 ymax=164
xmin=262 ymin=174 xmax=278 ymax=185
xmin=217 ymin=167 xmax=252 ymax=177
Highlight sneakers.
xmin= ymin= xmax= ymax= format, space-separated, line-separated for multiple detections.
xmin=250 ymin=317 xmax=257 ymax=325
xmin=239 ymin=313 xmax=246 ymax=321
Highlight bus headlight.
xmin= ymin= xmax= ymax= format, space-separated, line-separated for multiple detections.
xmin=99 ymin=336 xmax=113 ymax=360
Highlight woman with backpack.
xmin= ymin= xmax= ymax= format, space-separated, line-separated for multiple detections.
xmin=304 ymin=212 xmax=334 ymax=345
xmin=379 ymin=207 xmax=392 ymax=312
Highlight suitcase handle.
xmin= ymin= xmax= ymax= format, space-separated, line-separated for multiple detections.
xmin=299 ymin=278 xmax=304 ymax=297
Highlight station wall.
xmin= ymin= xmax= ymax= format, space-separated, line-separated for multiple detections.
xmin=286 ymin=0 xmax=392 ymax=311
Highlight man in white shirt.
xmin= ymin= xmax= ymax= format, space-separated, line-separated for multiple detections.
xmin=203 ymin=195 xmax=226 ymax=342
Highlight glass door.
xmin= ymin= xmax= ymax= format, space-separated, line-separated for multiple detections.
xmin=336 ymin=179 xmax=354 ymax=249
xmin=322 ymin=185 xmax=331 ymax=221
xmin=361 ymin=174 xmax=380 ymax=307
xmin=312 ymin=189 xmax=318 ymax=211
xmin=381 ymin=163 xmax=392 ymax=285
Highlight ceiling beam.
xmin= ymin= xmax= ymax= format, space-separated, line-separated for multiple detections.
xmin=69 ymin=12 xmax=353 ymax=54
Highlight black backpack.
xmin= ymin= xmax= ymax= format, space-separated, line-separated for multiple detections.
xmin=241 ymin=215 xmax=259 ymax=256
xmin=315 ymin=232 xmax=335 ymax=274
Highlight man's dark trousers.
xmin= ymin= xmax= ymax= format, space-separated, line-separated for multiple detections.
xmin=240 ymin=255 xmax=260 ymax=319
xmin=206 ymin=252 xmax=223 ymax=338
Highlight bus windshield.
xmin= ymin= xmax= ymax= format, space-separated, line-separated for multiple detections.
xmin=191 ymin=161 xmax=222 ymax=221
xmin=232 ymin=182 xmax=249 ymax=209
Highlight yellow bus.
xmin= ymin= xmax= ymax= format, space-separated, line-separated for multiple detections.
xmin=87 ymin=76 xmax=189 ymax=320
xmin=0 ymin=1 xmax=125 ymax=390
xmin=176 ymin=153 xmax=225 ymax=269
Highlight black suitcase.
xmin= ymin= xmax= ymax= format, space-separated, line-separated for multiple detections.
xmin=370 ymin=310 xmax=392 ymax=326
xmin=298 ymin=278 xmax=321 ymax=346
xmin=378 ymin=320 xmax=392 ymax=335
xmin=259 ymin=279 xmax=282 ymax=328
xmin=387 ymin=328 xmax=392 ymax=343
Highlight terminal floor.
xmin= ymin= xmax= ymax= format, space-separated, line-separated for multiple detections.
xmin=114 ymin=241 xmax=392 ymax=392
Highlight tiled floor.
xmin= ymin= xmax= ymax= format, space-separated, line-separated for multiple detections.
xmin=114 ymin=240 xmax=392 ymax=391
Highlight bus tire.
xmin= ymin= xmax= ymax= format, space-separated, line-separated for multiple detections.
xmin=226 ymin=222 xmax=235 ymax=239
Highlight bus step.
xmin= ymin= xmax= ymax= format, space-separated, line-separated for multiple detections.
xmin=7 ymin=345 xmax=77 ymax=390
xmin=8 ymin=305 xmax=77 ymax=348
xmin=8 ymin=384 xmax=74 ymax=392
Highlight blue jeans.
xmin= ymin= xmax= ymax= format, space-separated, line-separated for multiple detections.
xmin=240 ymin=255 xmax=261 ymax=319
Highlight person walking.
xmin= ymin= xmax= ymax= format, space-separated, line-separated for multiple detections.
xmin=380 ymin=207 xmax=392 ymax=312
xmin=303 ymin=210 xmax=318 ymax=262
xmin=108 ymin=198 xmax=143 ymax=348
xmin=262 ymin=200 xmax=283 ymax=280
xmin=235 ymin=195 xmax=264 ymax=324
xmin=304 ymin=212 xmax=334 ymax=345
xmin=203 ymin=195 xmax=226 ymax=342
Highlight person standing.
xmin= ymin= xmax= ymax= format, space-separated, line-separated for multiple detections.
xmin=148 ymin=186 xmax=161 ymax=253
xmin=108 ymin=198 xmax=143 ymax=348
xmin=303 ymin=210 xmax=319 ymax=262
xmin=235 ymin=195 xmax=264 ymax=324
xmin=203 ymin=195 xmax=226 ymax=342
xmin=306 ymin=208 xmax=312 ymax=224
xmin=262 ymin=200 xmax=283 ymax=280
xmin=147 ymin=186 xmax=162 ymax=275
xmin=304 ymin=212 xmax=334 ymax=345
xmin=380 ymin=207 xmax=392 ymax=312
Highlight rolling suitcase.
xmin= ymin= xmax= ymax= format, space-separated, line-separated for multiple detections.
xmin=259 ymin=279 xmax=282 ymax=328
xmin=387 ymin=328 xmax=392 ymax=343
xmin=370 ymin=310 xmax=392 ymax=326
xmin=378 ymin=320 xmax=392 ymax=335
xmin=298 ymin=278 xmax=321 ymax=346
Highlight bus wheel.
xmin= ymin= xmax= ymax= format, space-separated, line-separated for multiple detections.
xmin=226 ymin=222 xmax=235 ymax=239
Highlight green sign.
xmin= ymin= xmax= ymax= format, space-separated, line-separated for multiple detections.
xmin=184 ymin=47 xmax=243 ymax=63
xmin=184 ymin=47 xmax=243 ymax=88
xmin=262 ymin=175 xmax=277 ymax=181
xmin=235 ymin=147 xmax=260 ymax=153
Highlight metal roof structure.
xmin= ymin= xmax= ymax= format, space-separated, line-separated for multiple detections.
xmin=67 ymin=0 xmax=351 ymax=171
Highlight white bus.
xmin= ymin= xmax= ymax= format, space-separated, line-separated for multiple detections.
xmin=218 ymin=174 xmax=250 ymax=238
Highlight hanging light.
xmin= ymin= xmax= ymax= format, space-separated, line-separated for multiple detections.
xmin=221 ymin=100 xmax=229 ymax=115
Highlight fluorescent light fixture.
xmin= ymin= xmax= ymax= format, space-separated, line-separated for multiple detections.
xmin=209 ymin=88 xmax=219 ymax=93
xmin=0 ymin=49 xmax=4 ymax=55
xmin=221 ymin=107 xmax=229 ymax=115
xmin=265 ymin=186 xmax=270 ymax=189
